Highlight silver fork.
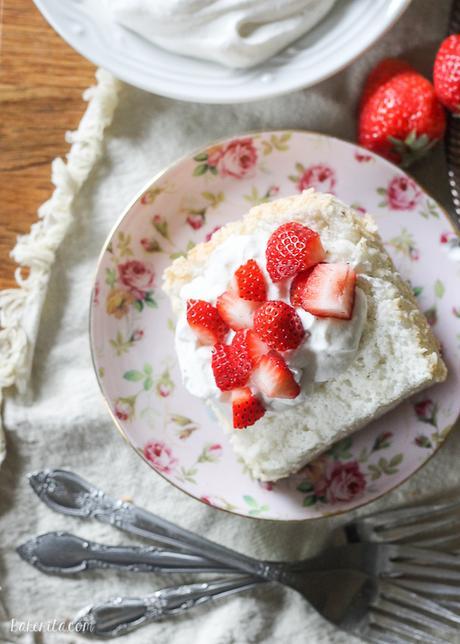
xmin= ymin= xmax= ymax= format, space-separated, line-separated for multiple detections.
xmin=30 ymin=469 xmax=460 ymax=554
xmin=26 ymin=470 xmax=460 ymax=587
xmin=28 ymin=470 xmax=460 ymax=640
xmin=17 ymin=530 xmax=460 ymax=603
xmin=73 ymin=572 xmax=460 ymax=642
xmin=349 ymin=497 xmax=460 ymax=551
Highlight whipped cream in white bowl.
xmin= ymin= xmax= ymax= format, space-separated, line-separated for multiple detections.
xmin=175 ymin=226 xmax=368 ymax=412
xmin=110 ymin=0 xmax=337 ymax=69
xmin=34 ymin=0 xmax=412 ymax=102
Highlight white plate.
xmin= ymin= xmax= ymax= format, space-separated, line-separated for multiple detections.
xmin=34 ymin=0 xmax=411 ymax=103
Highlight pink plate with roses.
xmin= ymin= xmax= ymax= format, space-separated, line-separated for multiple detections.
xmin=90 ymin=131 xmax=460 ymax=521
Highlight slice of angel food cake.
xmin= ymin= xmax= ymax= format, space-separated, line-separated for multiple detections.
xmin=163 ymin=190 xmax=447 ymax=482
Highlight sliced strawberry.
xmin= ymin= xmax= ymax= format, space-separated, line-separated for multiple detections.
xmin=253 ymin=301 xmax=305 ymax=351
xmin=211 ymin=343 xmax=249 ymax=391
xmin=231 ymin=387 xmax=265 ymax=429
xmin=231 ymin=329 xmax=270 ymax=369
xmin=266 ymin=222 xmax=326 ymax=282
xmin=252 ymin=351 xmax=300 ymax=399
xmin=290 ymin=268 xmax=314 ymax=308
xmin=234 ymin=260 xmax=267 ymax=301
xmin=216 ymin=289 xmax=260 ymax=331
xmin=301 ymin=263 xmax=356 ymax=320
xmin=186 ymin=299 xmax=229 ymax=345
xmin=230 ymin=330 xmax=253 ymax=378
xmin=245 ymin=329 xmax=270 ymax=365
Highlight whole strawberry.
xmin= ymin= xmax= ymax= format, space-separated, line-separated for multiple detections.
xmin=358 ymin=58 xmax=446 ymax=167
xmin=434 ymin=35 xmax=460 ymax=115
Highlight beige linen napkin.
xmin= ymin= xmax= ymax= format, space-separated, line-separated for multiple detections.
xmin=1 ymin=1 xmax=459 ymax=642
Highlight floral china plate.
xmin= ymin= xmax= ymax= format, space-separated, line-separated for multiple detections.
xmin=90 ymin=131 xmax=460 ymax=521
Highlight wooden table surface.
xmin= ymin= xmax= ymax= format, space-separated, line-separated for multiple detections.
xmin=0 ymin=1 xmax=96 ymax=289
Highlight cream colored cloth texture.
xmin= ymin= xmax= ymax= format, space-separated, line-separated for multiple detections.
xmin=1 ymin=1 xmax=459 ymax=642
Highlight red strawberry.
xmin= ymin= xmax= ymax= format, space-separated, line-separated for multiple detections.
xmin=358 ymin=58 xmax=446 ymax=167
xmin=252 ymin=351 xmax=300 ymax=399
xmin=216 ymin=289 xmax=260 ymax=331
xmin=434 ymin=35 xmax=460 ymax=115
xmin=290 ymin=269 xmax=314 ymax=308
xmin=231 ymin=329 xmax=269 ymax=368
xmin=231 ymin=387 xmax=265 ymax=429
xmin=230 ymin=330 xmax=254 ymax=377
xmin=360 ymin=58 xmax=412 ymax=103
xmin=266 ymin=222 xmax=326 ymax=282
xmin=300 ymin=263 xmax=356 ymax=320
xmin=211 ymin=343 xmax=249 ymax=391
xmin=186 ymin=299 xmax=229 ymax=345
xmin=245 ymin=329 xmax=270 ymax=365
xmin=253 ymin=301 xmax=305 ymax=351
xmin=234 ymin=260 xmax=267 ymax=301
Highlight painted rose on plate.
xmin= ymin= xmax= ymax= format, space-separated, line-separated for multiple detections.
xmin=297 ymin=455 xmax=366 ymax=506
xmin=114 ymin=397 xmax=135 ymax=422
xmin=315 ymin=460 xmax=366 ymax=504
xmin=144 ymin=441 xmax=178 ymax=474
xmin=298 ymin=164 xmax=336 ymax=193
xmin=156 ymin=369 xmax=174 ymax=398
xmin=105 ymin=257 xmax=157 ymax=316
xmin=186 ymin=212 xmax=205 ymax=230
xmin=194 ymin=138 xmax=258 ymax=179
xmin=354 ymin=150 xmax=373 ymax=163
xmin=141 ymin=237 xmax=162 ymax=253
xmin=211 ymin=138 xmax=258 ymax=179
xmin=119 ymin=260 xmax=155 ymax=299
xmin=289 ymin=163 xmax=336 ymax=194
xmin=387 ymin=176 xmax=421 ymax=210
xmin=414 ymin=398 xmax=438 ymax=426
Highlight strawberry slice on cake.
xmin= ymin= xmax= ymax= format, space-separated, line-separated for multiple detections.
xmin=300 ymin=263 xmax=356 ymax=320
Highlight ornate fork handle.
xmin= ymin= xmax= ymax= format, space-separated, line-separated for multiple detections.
xmin=29 ymin=469 xmax=284 ymax=581
xmin=17 ymin=532 xmax=234 ymax=575
xmin=73 ymin=577 xmax=259 ymax=638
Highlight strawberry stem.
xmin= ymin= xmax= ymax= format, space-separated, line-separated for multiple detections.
xmin=388 ymin=130 xmax=438 ymax=167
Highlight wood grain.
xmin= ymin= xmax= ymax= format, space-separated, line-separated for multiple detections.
xmin=0 ymin=1 xmax=96 ymax=289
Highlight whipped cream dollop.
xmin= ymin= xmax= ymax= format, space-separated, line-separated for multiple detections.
xmin=111 ymin=0 xmax=336 ymax=69
xmin=175 ymin=227 xmax=367 ymax=412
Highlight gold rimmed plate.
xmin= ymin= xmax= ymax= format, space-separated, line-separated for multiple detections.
xmin=90 ymin=131 xmax=460 ymax=520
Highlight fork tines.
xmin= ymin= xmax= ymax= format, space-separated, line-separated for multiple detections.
xmin=364 ymin=581 xmax=460 ymax=644
xmin=353 ymin=498 xmax=460 ymax=549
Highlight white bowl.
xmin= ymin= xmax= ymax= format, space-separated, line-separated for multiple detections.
xmin=34 ymin=0 xmax=411 ymax=103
